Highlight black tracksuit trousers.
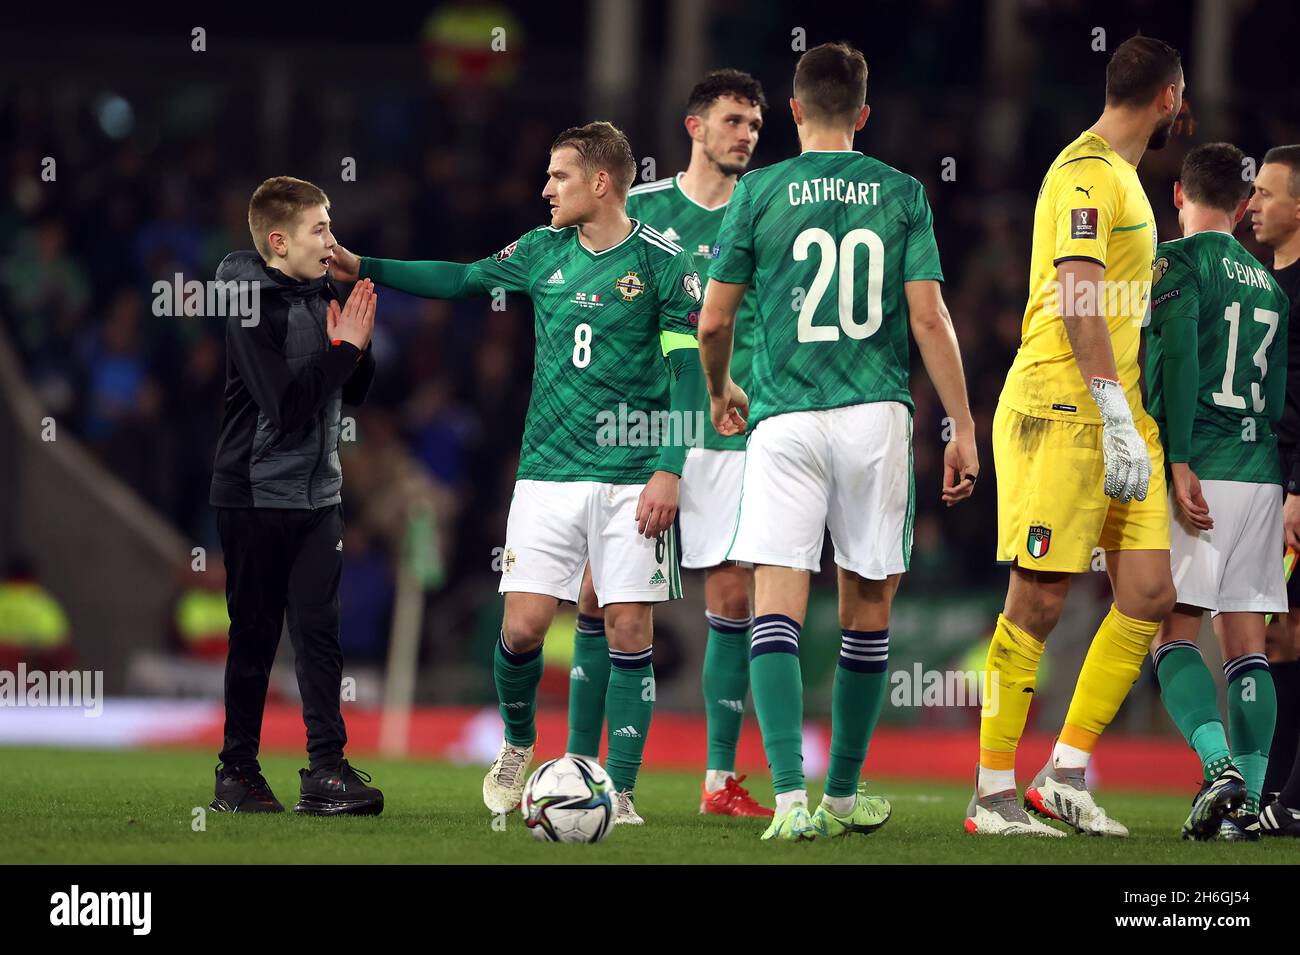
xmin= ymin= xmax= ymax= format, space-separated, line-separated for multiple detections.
xmin=217 ymin=505 xmax=347 ymax=772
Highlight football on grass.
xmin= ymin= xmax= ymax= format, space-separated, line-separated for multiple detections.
xmin=522 ymin=756 xmax=615 ymax=844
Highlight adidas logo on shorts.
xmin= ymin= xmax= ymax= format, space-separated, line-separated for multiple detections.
xmin=612 ymin=725 xmax=642 ymax=738
xmin=570 ymin=666 xmax=588 ymax=682
xmin=649 ymin=569 xmax=667 ymax=586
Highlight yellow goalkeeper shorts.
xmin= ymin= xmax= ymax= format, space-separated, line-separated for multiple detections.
xmin=994 ymin=402 xmax=1169 ymax=573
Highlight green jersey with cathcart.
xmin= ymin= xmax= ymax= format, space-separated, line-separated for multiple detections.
xmin=360 ymin=221 xmax=704 ymax=484
xmin=1145 ymin=231 xmax=1290 ymax=484
xmin=627 ymin=173 xmax=753 ymax=451
xmin=710 ymin=150 xmax=944 ymax=427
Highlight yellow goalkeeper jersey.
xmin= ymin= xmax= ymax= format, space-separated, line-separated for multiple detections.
xmin=999 ymin=131 xmax=1157 ymax=424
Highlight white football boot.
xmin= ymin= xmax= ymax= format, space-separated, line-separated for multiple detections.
xmin=1024 ymin=760 xmax=1128 ymax=837
xmin=965 ymin=786 xmax=1066 ymax=837
xmin=482 ymin=741 xmax=534 ymax=814
xmin=613 ymin=790 xmax=644 ymax=825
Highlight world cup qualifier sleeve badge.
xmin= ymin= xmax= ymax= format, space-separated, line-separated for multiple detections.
xmin=1026 ymin=524 xmax=1051 ymax=559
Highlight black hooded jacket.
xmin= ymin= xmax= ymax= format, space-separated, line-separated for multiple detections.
xmin=209 ymin=251 xmax=375 ymax=509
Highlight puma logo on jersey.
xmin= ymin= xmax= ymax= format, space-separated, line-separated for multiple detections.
xmin=1075 ymin=185 xmax=1093 ymax=197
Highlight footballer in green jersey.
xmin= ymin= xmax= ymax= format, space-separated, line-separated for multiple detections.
xmin=1147 ymin=143 xmax=1290 ymax=834
xmin=698 ymin=43 xmax=977 ymax=840
xmin=565 ymin=70 xmax=777 ymax=817
xmin=331 ymin=122 xmax=705 ymax=820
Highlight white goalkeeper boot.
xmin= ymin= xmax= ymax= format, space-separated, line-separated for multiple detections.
xmin=1025 ymin=760 xmax=1129 ymax=837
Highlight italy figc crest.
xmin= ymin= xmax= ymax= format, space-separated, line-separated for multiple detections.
xmin=1026 ymin=524 xmax=1051 ymax=559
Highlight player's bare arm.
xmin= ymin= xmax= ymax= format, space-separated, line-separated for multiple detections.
xmin=1058 ymin=258 xmax=1151 ymax=502
xmin=1057 ymin=259 xmax=1120 ymax=384
xmin=1169 ymin=462 xmax=1213 ymax=531
xmin=1285 ymin=494 xmax=1300 ymax=553
xmin=635 ymin=470 xmax=679 ymax=540
xmin=904 ymin=279 xmax=977 ymax=506
xmin=698 ymin=278 xmax=749 ymax=435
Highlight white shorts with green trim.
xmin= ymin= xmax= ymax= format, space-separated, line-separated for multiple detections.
xmin=679 ymin=448 xmax=744 ymax=569
xmin=1169 ymin=479 xmax=1287 ymax=615
xmin=499 ymin=479 xmax=682 ymax=606
xmin=726 ymin=401 xmax=914 ymax=578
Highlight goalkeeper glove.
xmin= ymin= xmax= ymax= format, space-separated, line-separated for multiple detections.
xmin=1090 ymin=376 xmax=1150 ymax=503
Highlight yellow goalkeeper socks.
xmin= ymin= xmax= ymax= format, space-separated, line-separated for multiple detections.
xmin=978 ymin=614 xmax=1045 ymax=784
xmin=1059 ymin=604 xmax=1158 ymax=761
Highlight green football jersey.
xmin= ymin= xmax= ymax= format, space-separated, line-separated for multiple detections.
xmin=627 ymin=174 xmax=753 ymax=451
xmin=710 ymin=150 xmax=944 ymax=427
xmin=1145 ymin=231 xmax=1290 ymax=483
xmin=467 ymin=221 xmax=703 ymax=483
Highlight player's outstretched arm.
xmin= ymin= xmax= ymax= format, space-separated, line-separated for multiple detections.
xmin=329 ymin=242 xmax=500 ymax=301
xmin=698 ymin=279 xmax=749 ymax=436
xmin=1057 ymin=259 xmax=1150 ymax=503
xmin=904 ymin=279 xmax=977 ymax=506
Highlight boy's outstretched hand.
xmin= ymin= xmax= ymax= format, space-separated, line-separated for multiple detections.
xmin=329 ymin=244 xmax=362 ymax=283
xmin=327 ymin=278 xmax=376 ymax=351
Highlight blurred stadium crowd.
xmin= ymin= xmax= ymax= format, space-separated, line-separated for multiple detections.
xmin=2 ymin=1 xmax=1298 ymax=693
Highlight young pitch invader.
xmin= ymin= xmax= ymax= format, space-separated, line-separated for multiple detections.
xmin=1147 ymin=143 xmax=1291 ymax=841
xmin=970 ymin=36 xmax=1184 ymax=837
xmin=210 ymin=176 xmax=383 ymax=815
xmin=564 ymin=69 xmax=774 ymax=819
xmin=330 ymin=123 xmax=705 ymax=825
xmin=699 ymin=42 xmax=978 ymax=842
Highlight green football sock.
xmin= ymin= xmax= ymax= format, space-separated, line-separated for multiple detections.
xmin=826 ymin=628 xmax=890 ymax=798
xmin=493 ymin=631 xmax=543 ymax=747
xmin=605 ymin=647 xmax=654 ymax=794
xmin=750 ymin=614 xmax=805 ymax=796
xmin=566 ymin=614 xmax=610 ymax=758
xmin=702 ymin=611 xmax=752 ymax=773
xmin=1154 ymin=641 xmax=1230 ymax=779
xmin=1225 ymin=654 xmax=1276 ymax=814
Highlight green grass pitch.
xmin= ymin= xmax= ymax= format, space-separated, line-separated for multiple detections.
xmin=3 ymin=746 xmax=1293 ymax=864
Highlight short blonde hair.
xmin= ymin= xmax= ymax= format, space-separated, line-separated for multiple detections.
xmin=248 ymin=176 xmax=329 ymax=258
xmin=550 ymin=122 xmax=636 ymax=196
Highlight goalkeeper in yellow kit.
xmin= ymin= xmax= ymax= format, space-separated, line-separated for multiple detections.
xmin=965 ymin=36 xmax=1184 ymax=837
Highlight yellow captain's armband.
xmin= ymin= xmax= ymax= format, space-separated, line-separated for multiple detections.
xmin=660 ymin=329 xmax=699 ymax=356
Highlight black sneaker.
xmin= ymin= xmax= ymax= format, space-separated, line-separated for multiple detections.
xmin=210 ymin=764 xmax=285 ymax=813
xmin=1259 ymin=794 xmax=1300 ymax=836
xmin=293 ymin=759 xmax=384 ymax=816
xmin=1182 ymin=766 xmax=1246 ymax=841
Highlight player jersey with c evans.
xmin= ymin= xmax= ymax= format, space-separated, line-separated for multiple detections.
xmin=626 ymin=173 xmax=754 ymax=452
xmin=361 ymin=221 xmax=703 ymax=484
xmin=1145 ymin=230 xmax=1290 ymax=484
xmin=1000 ymin=131 xmax=1157 ymax=424
xmin=709 ymin=150 xmax=944 ymax=427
